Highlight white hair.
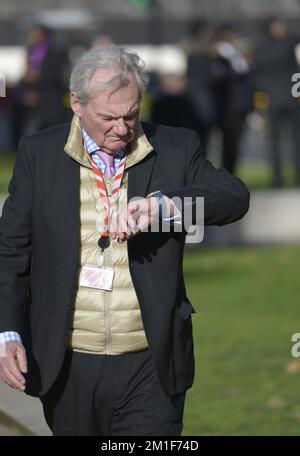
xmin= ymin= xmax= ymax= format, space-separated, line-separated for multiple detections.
xmin=69 ymin=45 xmax=149 ymax=105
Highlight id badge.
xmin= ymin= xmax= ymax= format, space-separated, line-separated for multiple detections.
xmin=79 ymin=265 xmax=114 ymax=291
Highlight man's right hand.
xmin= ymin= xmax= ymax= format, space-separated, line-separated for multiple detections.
xmin=0 ymin=341 xmax=27 ymax=391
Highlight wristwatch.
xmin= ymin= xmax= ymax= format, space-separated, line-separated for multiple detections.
xmin=146 ymin=191 xmax=167 ymax=220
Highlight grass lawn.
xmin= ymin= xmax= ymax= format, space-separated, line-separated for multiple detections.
xmin=237 ymin=162 xmax=295 ymax=189
xmin=0 ymin=153 xmax=15 ymax=196
xmin=182 ymin=245 xmax=300 ymax=436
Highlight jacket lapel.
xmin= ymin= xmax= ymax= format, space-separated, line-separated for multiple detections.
xmin=127 ymin=123 xmax=157 ymax=201
xmin=57 ymin=143 xmax=80 ymax=261
xmin=127 ymin=151 xmax=157 ymax=201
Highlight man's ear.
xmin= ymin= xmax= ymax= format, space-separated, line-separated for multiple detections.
xmin=70 ymin=92 xmax=83 ymax=117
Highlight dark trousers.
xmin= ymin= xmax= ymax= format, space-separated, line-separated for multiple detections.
xmin=269 ymin=108 xmax=300 ymax=187
xmin=40 ymin=348 xmax=186 ymax=436
xmin=220 ymin=117 xmax=244 ymax=175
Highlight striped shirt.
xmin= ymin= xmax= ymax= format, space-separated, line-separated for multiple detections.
xmin=82 ymin=128 xmax=125 ymax=172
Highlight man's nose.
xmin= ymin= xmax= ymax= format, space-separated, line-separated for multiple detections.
xmin=114 ymin=117 xmax=129 ymax=136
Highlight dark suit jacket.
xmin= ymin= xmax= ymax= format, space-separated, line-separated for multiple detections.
xmin=0 ymin=121 xmax=250 ymax=397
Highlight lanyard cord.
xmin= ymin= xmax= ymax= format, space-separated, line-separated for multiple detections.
xmin=86 ymin=148 xmax=126 ymax=238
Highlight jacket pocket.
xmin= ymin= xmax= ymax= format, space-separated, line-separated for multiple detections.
xmin=176 ymin=298 xmax=196 ymax=320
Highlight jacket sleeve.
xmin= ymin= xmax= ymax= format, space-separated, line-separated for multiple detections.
xmin=165 ymin=129 xmax=250 ymax=227
xmin=0 ymin=137 xmax=33 ymax=333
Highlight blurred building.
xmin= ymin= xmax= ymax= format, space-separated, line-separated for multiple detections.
xmin=1 ymin=1 xmax=300 ymax=46
xmin=1 ymin=0 xmax=300 ymax=170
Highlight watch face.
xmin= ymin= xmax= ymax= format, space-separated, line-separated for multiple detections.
xmin=150 ymin=191 xmax=162 ymax=198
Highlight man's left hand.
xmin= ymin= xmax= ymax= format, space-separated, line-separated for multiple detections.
xmin=110 ymin=196 xmax=173 ymax=243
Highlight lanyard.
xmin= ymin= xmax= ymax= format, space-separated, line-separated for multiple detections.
xmin=86 ymin=148 xmax=126 ymax=244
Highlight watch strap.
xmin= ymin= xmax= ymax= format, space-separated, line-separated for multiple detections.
xmin=147 ymin=191 xmax=167 ymax=220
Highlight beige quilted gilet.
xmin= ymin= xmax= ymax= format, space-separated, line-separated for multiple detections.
xmin=64 ymin=115 xmax=153 ymax=354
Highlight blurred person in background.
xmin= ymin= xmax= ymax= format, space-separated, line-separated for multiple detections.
xmin=211 ymin=22 xmax=254 ymax=175
xmin=0 ymin=86 xmax=14 ymax=154
xmin=150 ymin=72 xmax=199 ymax=130
xmin=254 ymin=16 xmax=300 ymax=187
xmin=90 ymin=34 xmax=113 ymax=49
xmin=0 ymin=45 xmax=249 ymax=436
xmin=12 ymin=24 xmax=67 ymax=147
xmin=185 ymin=21 xmax=217 ymax=152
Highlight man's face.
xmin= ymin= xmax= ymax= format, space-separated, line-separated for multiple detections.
xmin=71 ymin=69 xmax=141 ymax=154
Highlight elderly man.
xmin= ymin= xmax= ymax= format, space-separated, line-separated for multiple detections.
xmin=0 ymin=46 xmax=249 ymax=436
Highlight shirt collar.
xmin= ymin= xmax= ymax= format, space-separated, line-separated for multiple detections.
xmin=82 ymin=128 xmax=125 ymax=159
